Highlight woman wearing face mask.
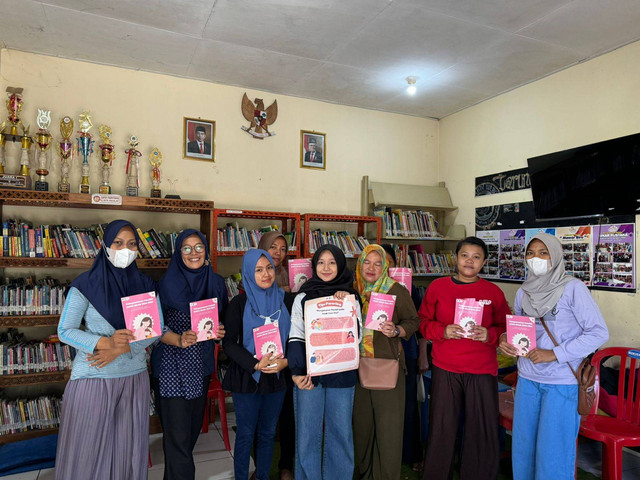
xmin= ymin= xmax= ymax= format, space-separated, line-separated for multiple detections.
xmin=499 ymin=233 xmax=608 ymax=480
xmin=288 ymin=244 xmax=363 ymax=480
xmin=150 ymin=229 xmax=228 ymax=480
xmin=221 ymin=249 xmax=293 ymax=480
xmin=418 ymin=236 xmax=510 ymax=480
xmin=55 ymin=220 xmax=161 ymax=480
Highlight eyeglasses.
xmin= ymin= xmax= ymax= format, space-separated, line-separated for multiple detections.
xmin=181 ymin=244 xmax=205 ymax=255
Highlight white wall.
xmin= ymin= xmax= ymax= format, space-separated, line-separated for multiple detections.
xmin=439 ymin=40 xmax=640 ymax=347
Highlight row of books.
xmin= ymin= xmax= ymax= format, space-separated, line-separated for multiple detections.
xmin=0 ymin=395 xmax=62 ymax=435
xmin=0 ymin=331 xmax=74 ymax=375
xmin=390 ymin=244 xmax=455 ymax=275
xmin=0 ymin=277 xmax=69 ymax=316
xmin=225 ymin=274 xmax=242 ymax=300
xmin=308 ymin=230 xmax=370 ymax=257
xmin=373 ymin=208 xmax=441 ymax=238
xmin=217 ymin=224 xmax=297 ymax=252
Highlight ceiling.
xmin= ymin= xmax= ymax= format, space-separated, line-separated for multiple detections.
xmin=2 ymin=0 xmax=640 ymax=119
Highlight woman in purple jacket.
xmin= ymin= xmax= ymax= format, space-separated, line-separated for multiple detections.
xmin=499 ymin=233 xmax=608 ymax=480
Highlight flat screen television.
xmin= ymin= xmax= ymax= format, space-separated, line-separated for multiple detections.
xmin=527 ymin=133 xmax=640 ymax=220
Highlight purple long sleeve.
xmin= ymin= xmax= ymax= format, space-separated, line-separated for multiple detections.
xmin=515 ymin=278 xmax=609 ymax=385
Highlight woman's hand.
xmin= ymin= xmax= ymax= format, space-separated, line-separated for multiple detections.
xmin=380 ymin=321 xmax=404 ymax=339
xmin=333 ymin=291 xmax=349 ymax=300
xmin=111 ymin=329 xmax=134 ymax=347
xmin=215 ymin=324 xmax=226 ymax=340
xmin=180 ymin=330 xmax=198 ymax=348
xmin=470 ymin=325 xmax=488 ymax=343
xmin=87 ymin=344 xmax=130 ymax=368
xmin=254 ymin=354 xmax=276 ymax=372
xmin=499 ymin=333 xmax=519 ymax=357
xmin=292 ymin=374 xmax=314 ymax=390
xmin=527 ymin=348 xmax=557 ymax=364
xmin=260 ymin=356 xmax=288 ymax=374
xmin=443 ymin=324 xmax=464 ymax=340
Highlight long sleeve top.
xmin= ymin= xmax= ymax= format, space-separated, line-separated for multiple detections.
xmin=515 ymin=278 xmax=609 ymax=385
xmin=58 ymin=287 xmax=163 ymax=380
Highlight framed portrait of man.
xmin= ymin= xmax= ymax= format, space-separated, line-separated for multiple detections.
xmin=300 ymin=130 xmax=326 ymax=170
xmin=183 ymin=117 xmax=215 ymax=161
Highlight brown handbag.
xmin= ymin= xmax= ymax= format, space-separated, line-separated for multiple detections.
xmin=540 ymin=318 xmax=596 ymax=415
xmin=358 ymin=338 xmax=400 ymax=390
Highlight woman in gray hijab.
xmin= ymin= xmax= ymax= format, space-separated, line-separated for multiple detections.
xmin=499 ymin=233 xmax=608 ymax=480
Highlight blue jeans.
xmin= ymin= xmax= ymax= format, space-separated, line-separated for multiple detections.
xmin=232 ymin=390 xmax=286 ymax=480
xmin=512 ymin=377 xmax=580 ymax=480
xmin=293 ymin=383 xmax=355 ymax=480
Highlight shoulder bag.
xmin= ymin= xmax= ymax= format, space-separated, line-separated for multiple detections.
xmin=358 ymin=336 xmax=400 ymax=390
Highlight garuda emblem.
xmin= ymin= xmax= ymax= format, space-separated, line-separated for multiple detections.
xmin=241 ymin=93 xmax=277 ymax=139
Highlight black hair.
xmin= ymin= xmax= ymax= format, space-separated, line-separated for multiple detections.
xmin=380 ymin=244 xmax=397 ymax=265
xmin=455 ymin=236 xmax=488 ymax=260
xmin=195 ymin=126 xmax=206 ymax=134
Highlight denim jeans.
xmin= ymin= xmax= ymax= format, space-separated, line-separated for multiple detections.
xmin=232 ymin=390 xmax=286 ymax=480
xmin=293 ymin=383 xmax=355 ymax=480
xmin=512 ymin=377 xmax=580 ymax=480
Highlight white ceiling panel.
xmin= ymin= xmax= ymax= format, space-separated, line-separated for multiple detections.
xmin=0 ymin=0 xmax=51 ymax=51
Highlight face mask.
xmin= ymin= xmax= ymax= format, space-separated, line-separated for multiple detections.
xmin=106 ymin=247 xmax=137 ymax=269
xmin=527 ymin=257 xmax=549 ymax=276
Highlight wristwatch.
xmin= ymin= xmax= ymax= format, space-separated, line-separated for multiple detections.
xmin=394 ymin=326 xmax=401 ymax=337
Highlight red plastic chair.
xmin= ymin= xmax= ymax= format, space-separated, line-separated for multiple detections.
xmin=579 ymin=347 xmax=640 ymax=480
xmin=201 ymin=343 xmax=231 ymax=451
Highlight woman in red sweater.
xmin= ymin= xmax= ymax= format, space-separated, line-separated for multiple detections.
xmin=418 ymin=236 xmax=510 ymax=480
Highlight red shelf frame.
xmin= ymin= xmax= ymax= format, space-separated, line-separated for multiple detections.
xmin=302 ymin=213 xmax=381 ymax=258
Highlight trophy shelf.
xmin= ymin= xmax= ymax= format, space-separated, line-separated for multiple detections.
xmin=0 ymin=257 xmax=170 ymax=269
xmin=0 ymin=315 xmax=60 ymax=327
xmin=0 ymin=370 xmax=70 ymax=388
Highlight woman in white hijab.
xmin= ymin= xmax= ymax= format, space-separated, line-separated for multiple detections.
xmin=499 ymin=233 xmax=608 ymax=480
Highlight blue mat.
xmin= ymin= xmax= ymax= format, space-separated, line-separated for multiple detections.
xmin=0 ymin=434 xmax=57 ymax=477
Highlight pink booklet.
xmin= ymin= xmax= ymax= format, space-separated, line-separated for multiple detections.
xmin=121 ymin=291 xmax=162 ymax=342
xmin=364 ymin=292 xmax=397 ymax=331
xmin=453 ymin=298 xmax=484 ymax=338
xmin=253 ymin=322 xmax=283 ymax=360
xmin=190 ymin=298 xmax=219 ymax=342
xmin=389 ymin=267 xmax=412 ymax=292
xmin=506 ymin=315 xmax=537 ymax=356
xmin=289 ymin=258 xmax=313 ymax=293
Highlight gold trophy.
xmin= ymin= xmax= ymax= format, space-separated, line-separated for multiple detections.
xmin=149 ymin=147 xmax=162 ymax=198
xmin=0 ymin=87 xmax=33 ymax=189
xmin=34 ymin=109 xmax=53 ymax=191
xmin=76 ymin=111 xmax=94 ymax=194
xmin=98 ymin=125 xmax=115 ymax=194
xmin=0 ymin=122 xmax=6 ymax=174
xmin=56 ymin=116 xmax=74 ymax=193
xmin=125 ymin=135 xmax=141 ymax=196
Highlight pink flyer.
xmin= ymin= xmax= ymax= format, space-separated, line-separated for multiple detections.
xmin=389 ymin=267 xmax=412 ymax=292
xmin=453 ymin=298 xmax=484 ymax=338
xmin=289 ymin=258 xmax=313 ymax=293
xmin=189 ymin=298 xmax=219 ymax=342
xmin=364 ymin=292 xmax=397 ymax=331
xmin=253 ymin=322 xmax=283 ymax=360
xmin=506 ymin=315 xmax=536 ymax=356
xmin=121 ymin=291 xmax=162 ymax=342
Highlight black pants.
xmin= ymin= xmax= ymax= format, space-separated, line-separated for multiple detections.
xmin=423 ymin=365 xmax=499 ymax=480
xmin=402 ymin=357 xmax=423 ymax=465
xmin=278 ymin=385 xmax=295 ymax=471
xmin=152 ymin=376 xmax=210 ymax=480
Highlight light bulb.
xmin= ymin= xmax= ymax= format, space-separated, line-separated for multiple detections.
xmin=406 ymin=76 xmax=417 ymax=95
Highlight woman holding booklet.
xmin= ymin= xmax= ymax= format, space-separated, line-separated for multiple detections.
xmin=221 ymin=249 xmax=292 ymax=480
xmin=151 ymin=229 xmax=228 ymax=480
xmin=499 ymin=233 xmax=608 ymax=480
xmin=56 ymin=219 xmax=161 ymax=480
xmin=288 ymin=244 xmax=363 ymax=480
xmin=353 ymin=244 xmax=420 ymax=480
xmin=418 ymin=236 xmax=510 ymax=480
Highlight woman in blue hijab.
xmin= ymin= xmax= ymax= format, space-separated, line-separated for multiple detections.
xmin=55 ymin=220 xmax=160 ymax=480
xmin=221 ymin=249 xmax=293 ymax=480
xmin=150 ymin=229 xmax=228 ymax=480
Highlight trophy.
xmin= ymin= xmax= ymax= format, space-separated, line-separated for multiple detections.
xmin=149 ymin=147 xmax=162 ymax=198
xmin=56 ymin=116 xmax=74 ymax=193
xmin=98 ymin=125 xmax=115 ymax=194
xmin=34 ymin=109 xmax=53 ymax=191
xmin=0 ymin=122 xmax=6 ymax=174
xmin=6 ymin=87 xmax=23 ymax=137
xmin=0 ymin=87 xmax=33 ymax=189
xmin=125 ymin=135 xmax=141 ymax=197
xmin=76 ymin=111 xmax=94 ymax=194
xmin=165 ymin=177 xmax=181 ymax=199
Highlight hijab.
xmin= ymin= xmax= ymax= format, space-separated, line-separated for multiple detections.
xmin=70 ymin=219 xmax=156 ymax=329
xmin=257 ymin=231 xmax=290 ymax=288
xmin=241 ymin=249 xmax=291 ymax=382
xmin=158 ymin=229 xmax=225 ymax=314
xmin=299 ymin=244 xmax=360 ymax=305
xmin=355 ymin=244 xmax=397 ymax=317
xmin=520 ymin=233 xmax=575 ymax=318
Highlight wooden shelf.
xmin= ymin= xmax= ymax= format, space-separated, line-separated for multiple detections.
xmin=0 ymin=370 xmax=70 ymax=387
xmin=0 ymin=426 xmax=59 ymax=445
xmin=302 ymin=213 xmax=381 ymax=259
xmin=217 ymin=249 xmax=300 ymax=257
xmin=381 ymin=236 xmax=462 ymax=242
xmin=0 ymin=315 xmax=60 ymax=327
xmin=0 ymin=257 xmax=170 ymax=269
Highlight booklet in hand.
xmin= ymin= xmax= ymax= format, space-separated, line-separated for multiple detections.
xmin=389 ymin=267 xmax=412 ymax=292
xmin=453 ymin=298 xmax=484 ymax=338
xmin=121 ymin=291 xmax=162 ymax=342
xmin=289 ymin=258 xmax=313 ymax=293
xmin=364 ymin=292 xmax=397 ymax=331
xmin=506 ymin=315 xmax=536 ymax=356
xmin=190 ymin=298 xmax=219 ymax=342
xmin=253 ymin=322 xmax=283 ymax=360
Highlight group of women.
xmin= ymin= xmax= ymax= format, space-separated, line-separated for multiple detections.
xmin=54 ymin=219 xmax=609 ymax=480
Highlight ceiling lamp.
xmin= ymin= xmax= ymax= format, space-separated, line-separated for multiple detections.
xmin=406 ymin=76 xmax=417 ymax=95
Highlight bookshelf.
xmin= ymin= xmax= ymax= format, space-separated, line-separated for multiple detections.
xmin=302 ymin=213 xmax=381 ymax=259
xmin=0 ymin=189 xmax=215 ymax=443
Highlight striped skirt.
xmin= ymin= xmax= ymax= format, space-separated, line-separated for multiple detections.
xmin=54 ymin=371 xmax=150 ymax=480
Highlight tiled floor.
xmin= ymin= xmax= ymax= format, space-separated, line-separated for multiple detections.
xmin=577 ymin=440 xmax=640 ymax=480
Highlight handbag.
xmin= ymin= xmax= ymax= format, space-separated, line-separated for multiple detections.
xmin=539 ymin=318 xmax=596 ymax=415
xmin=358 ymin=337 xmax=400 ymax=390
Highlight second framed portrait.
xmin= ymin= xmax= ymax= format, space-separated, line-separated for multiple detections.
xmin=183 ymin=117 xmax=215 ymax=161
xmin=300 ymin=130 xmax=326 ymax=170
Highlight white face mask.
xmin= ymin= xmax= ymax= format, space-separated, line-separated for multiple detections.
xmin=106 ymin=247 xmax=137 ymax=269
xmin=527 ymin=257 xmax=549 ymax=276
